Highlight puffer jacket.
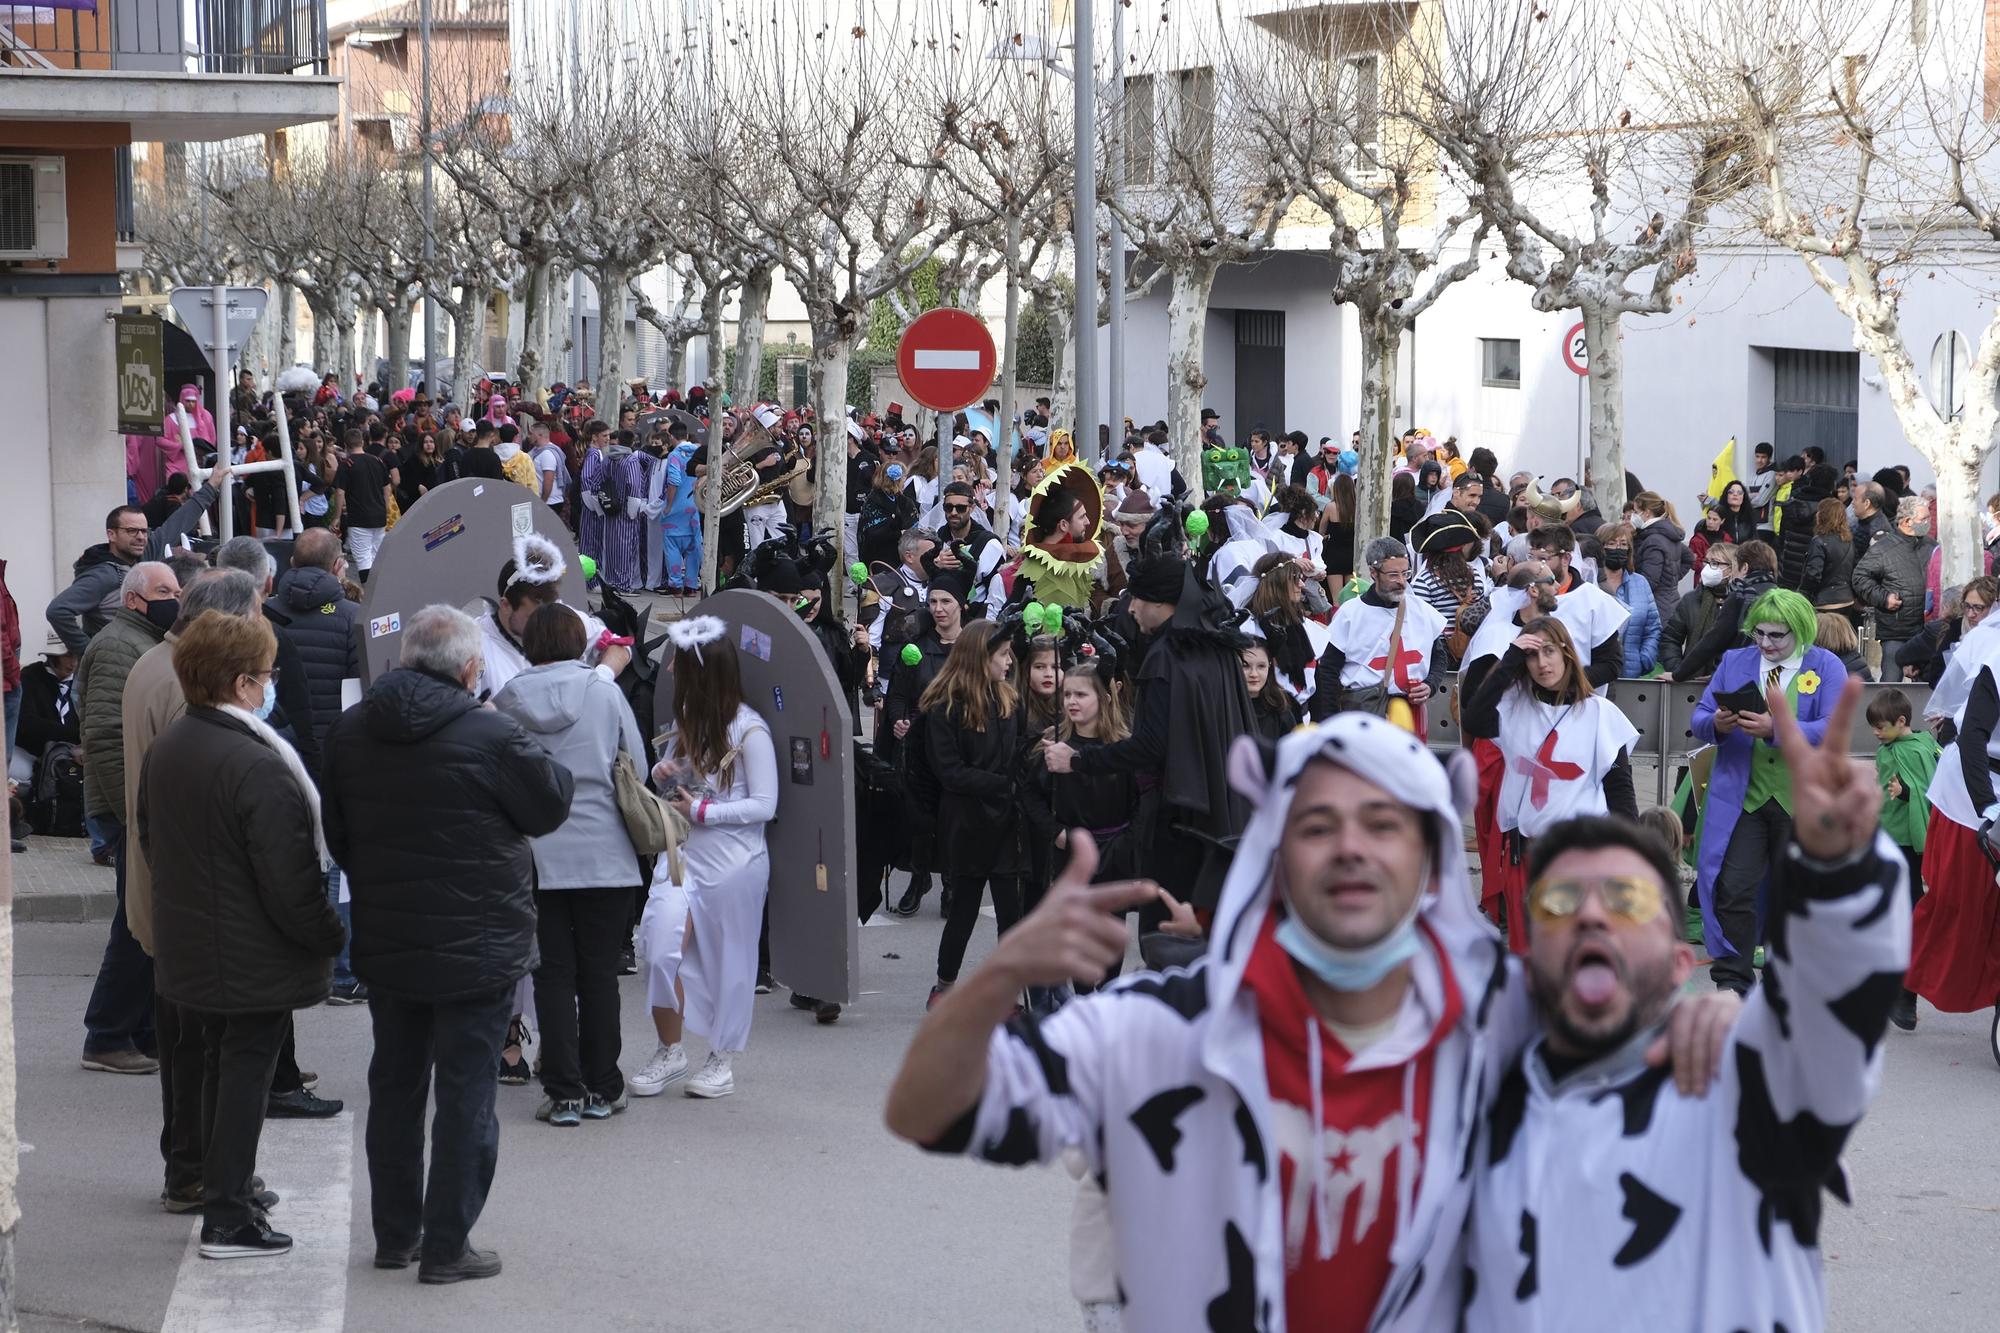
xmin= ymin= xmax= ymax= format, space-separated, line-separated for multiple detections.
xmin=74 ymin=607 xmax=166 ymax=821
xmin=1852 ymin=529 xmax=1935 ymax=642
xmin=322 ymin=666 xmax=574 ymax=1002
xmin=1775 ymin=481 xmax=1830 ymax=589
xmin=266 ymin=566 xmax=360 ymax=743
xmin=493 ymin=660 xmax=645 ymax=890
xmin=1630 ymin=517 xmax=1688 ymax=623
xmin=137 ymin=708 xmax=344 ymax=1013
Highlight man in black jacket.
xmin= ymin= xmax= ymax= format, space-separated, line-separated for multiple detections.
xmin=264 ymin=528 xmax=360 ymax=749
xmin=322 ymin=604 xmax=573 ymax=1285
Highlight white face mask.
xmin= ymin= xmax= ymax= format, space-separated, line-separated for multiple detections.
xmin=1700 ymin=565 xmax=1728 ymax=588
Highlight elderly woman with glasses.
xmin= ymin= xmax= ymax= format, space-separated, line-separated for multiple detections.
xmin=1690 ymin=589 xmax=1848 ymax=995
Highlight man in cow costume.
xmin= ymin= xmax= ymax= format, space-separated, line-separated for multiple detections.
xmin=1466 ymin=675 xmax=1907 ymax=1330
xmin=889 ymin=713 xmax=1737 ymax=1331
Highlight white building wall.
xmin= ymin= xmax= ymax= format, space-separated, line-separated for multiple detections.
xmin=1104 ymin=239 xmax=2000 ymax=518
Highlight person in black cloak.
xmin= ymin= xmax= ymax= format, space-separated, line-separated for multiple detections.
xmin=1041 ymin=532 xmax=1255 ymax=928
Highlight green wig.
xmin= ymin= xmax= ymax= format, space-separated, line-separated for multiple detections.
xmin=1740 ymin=587 xmax=1817 ymax=650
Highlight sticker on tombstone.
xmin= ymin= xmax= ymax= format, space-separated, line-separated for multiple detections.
xmin=356 ymin=477 xmax=586 ymax=684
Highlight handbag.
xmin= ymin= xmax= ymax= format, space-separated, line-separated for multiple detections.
xmin=614 ymin=748 xmax=685 ymax=871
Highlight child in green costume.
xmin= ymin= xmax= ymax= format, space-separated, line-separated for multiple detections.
xmin=1869 ymin=686 xmax=1939 ymax=1031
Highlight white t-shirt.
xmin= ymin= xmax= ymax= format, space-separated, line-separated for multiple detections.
xmin=1494 ymin=692 xmax=1639 ymax=837
xmin=1327 ymin=595 xmax=1447 ymax=692
xmin=533 ymin=443 xmax=567 ymax=505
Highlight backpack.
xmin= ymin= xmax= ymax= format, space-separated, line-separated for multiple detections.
xmin=26 ymin=742 xmax=85 ymax=838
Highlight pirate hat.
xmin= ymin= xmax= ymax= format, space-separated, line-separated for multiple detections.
xmin=1410 ymin=509 xmax=1482 ymax=558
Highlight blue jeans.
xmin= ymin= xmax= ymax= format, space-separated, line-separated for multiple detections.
xmin=85 ymin=812 xmax=114 ymax=861
xmin=3 ymin=685 xmax=18 ymax=765
xmin=326 ymin=866 xmax=354 ymax=987
xmin=83 ymin=817 xmax=156 ymax=1055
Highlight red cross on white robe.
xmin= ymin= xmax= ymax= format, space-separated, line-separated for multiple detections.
xmin=1367 ymin=644 xmax=1424 ymax=691
xmin=1510 ymin=730 xmax=1585 ymax=809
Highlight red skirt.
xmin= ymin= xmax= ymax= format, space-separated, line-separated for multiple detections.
xmin=1909 ymin=809 xmax=2000 ymax=1013
xmin=1472 ymin=738 xmax=1528 ymax=955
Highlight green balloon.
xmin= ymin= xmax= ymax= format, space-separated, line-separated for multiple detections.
xmin=1185 ymin=510 xmax=1211 ymax=540
xmin=900 ymin=643 xmax=922 ymax=667
xmin=848 ymin=561 xmax=868 ymax=586
xmin=578 ymin=554 xmax=598 ymax=580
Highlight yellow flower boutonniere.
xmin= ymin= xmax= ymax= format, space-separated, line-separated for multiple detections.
xmin=1796 ymin=670 xmax=1821 ymax=696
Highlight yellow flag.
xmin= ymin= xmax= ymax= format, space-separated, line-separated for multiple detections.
xmin=1707 ymin=438 xmax=1738 ymax=501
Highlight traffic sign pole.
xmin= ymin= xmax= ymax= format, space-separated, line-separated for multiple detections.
xmin=212 ymin=284 xmax=234 ymax=541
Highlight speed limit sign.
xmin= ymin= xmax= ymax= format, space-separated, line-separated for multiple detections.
xmin=1562 ymin=321 xmax=1589 ymax=376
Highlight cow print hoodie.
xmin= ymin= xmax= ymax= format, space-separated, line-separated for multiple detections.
xmin=921 ymin=712 xmax=1538 ymax=1332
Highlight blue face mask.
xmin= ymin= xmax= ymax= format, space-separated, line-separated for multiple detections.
xmin=1274 ymin=858 xmax=1429 ymax=992
xmin=255 ymin=677 xmax=277 ymax=721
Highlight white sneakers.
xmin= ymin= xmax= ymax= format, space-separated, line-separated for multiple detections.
xmin=627 ymin=1043 xmax=689 ymax=1097
xmin=685 ymin=1051 xmax=734 ymax=1099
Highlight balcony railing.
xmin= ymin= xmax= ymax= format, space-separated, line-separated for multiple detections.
xmin=0 ymin=0 xmax=327 ymax=76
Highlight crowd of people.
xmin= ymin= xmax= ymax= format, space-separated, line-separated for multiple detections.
xmin=1 ymin=362 xmax=1993 ymax=1327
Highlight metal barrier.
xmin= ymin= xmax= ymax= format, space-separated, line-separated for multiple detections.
xmin=1429 ymin=676 xmax=1932 ymax=807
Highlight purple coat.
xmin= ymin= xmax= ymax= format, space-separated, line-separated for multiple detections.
xmin=1691 ymin=644 xmax=1847 ymax=960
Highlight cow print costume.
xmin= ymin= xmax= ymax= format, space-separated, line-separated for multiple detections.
xmin=920 ymin=714 xmax=1539 ymax=1331
xmin=1462 ymin=831 xmax=1909 ymax=1331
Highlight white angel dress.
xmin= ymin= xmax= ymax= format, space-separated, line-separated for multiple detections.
xmin=639 ymin=704 xmax=779 ymax=1053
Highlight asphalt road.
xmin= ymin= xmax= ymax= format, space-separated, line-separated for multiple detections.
xmin=11 ymin=904 xmax=1999 ymax=1333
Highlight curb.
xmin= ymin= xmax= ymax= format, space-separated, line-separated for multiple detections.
xmin=12 ymin=892 xmax=117 ymax=924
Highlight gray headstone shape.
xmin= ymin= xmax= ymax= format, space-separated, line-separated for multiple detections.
xmin=660 ymin=588 xmax=860 ymax=1005
xmin=356 ymin=478 xmax=586 ymax=684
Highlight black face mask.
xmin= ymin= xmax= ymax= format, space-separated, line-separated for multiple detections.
xmin=1600 ymin=549 xmax=1630 ymax=570
xmin=142 ymin=596 xmax=180 ymax=632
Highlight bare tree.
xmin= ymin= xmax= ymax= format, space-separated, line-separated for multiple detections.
xmin=1409 ymin=0 xmax=1751 ymax=515
xmin=1244 ymin=5 xmax=1489 ymax=544
xmin=220 ymin=152 xmax=371 ymax=389
xmin=697 ymin=0 xmax=998 ymax=568
xmin=1661 ymin=0 xmax=1997 ymax=580
xmin=1109 ymin=6 xmax=1301 ymax=495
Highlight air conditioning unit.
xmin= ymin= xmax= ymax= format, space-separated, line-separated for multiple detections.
xmin=0 ymin=156 xmax=69 ymax=263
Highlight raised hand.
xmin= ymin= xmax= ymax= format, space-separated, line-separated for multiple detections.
xmin=1771 ymin=676 xmax=1880 ymax=862
xmin=987 ymin=831 xmax=1161 ymax=988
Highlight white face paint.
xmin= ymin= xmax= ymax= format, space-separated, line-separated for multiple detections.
xmin=1750 ymin=621 xmax=1796 ymax=664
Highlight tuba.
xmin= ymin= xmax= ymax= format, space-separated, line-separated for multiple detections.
xmin=714 ymin=409 xmax=807 ymax=516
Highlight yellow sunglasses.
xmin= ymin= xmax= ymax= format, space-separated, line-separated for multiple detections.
xmin=1526 ymin=875 xmax=1666 ymax=926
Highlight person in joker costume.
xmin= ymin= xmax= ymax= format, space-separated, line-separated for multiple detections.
xmin=631 ymin=618 xmax=778 ymax=1100
xmin=888 ymin=713 xmax=1737 ymax=1332
xmin=1462 ymin=615 xmax=1639 ymax=952
xmin=1691 ymin=588 xmax=1847 ymax=994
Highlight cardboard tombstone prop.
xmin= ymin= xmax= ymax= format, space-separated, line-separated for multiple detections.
xmin=658 ymin=587 xmax=860 ymax=1005
xmin=356 ymin=477 xmax=586 ymax=683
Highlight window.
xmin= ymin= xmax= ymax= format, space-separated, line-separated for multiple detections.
xmin=1124 ymin=74 xmax=1155 ymax=186
xmin=1481 ymin=338 xmax=1521 ymax=388
xmin=1174 ymin=66 xmax=1215 ymax=179
xmin=1339 ymin=55 xmax=1381 ymax=171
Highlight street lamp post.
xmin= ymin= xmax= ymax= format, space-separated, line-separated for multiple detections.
xmin=1071 ymin=0 xmax=1097 ymax=463
xmin=1107 ymin=0 xmax=1125 ymax=453
xmin=420 ymin=0 xmax=437 ymax=396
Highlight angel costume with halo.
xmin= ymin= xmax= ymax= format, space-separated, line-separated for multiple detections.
xmin=639 ymin=615 xmax=781 ymax=1056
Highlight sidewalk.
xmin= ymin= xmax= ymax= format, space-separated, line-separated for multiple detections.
xmin=6 ymin=836 xmax=115 ymax=923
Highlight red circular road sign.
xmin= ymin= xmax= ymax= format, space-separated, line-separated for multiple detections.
xmin=1562 ymin=321 xmax=1589 ymax=376
xmin=896 ymin=308 xmax=998 ymax=413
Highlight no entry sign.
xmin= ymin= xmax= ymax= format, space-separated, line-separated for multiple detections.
xmin=896 ymin=308 xmax=997 ymax=413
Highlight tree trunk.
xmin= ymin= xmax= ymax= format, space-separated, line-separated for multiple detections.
xmin=1582 ymin=301 xmax=1628 ymax=516
xmin=333 ymin=289 xmax=359 ymax=393
xmin=276 ymin=281 xmax=295 ymax=372
xmin=1048 ymin=304 xmax=1075 ymax=435
xmin=664 ymin=333 xmax=691 ymax=392
xmin=995 ymin=214 xmax=1021 ymax=519
xmin=701 ymin=283 xmax=728 ymax=596
xmin=358 ymin=302 xmax=380 ymax=390
xmin=732 ymin=262 xmax=774 ymax=405
xmin=595 ymin=262 xmax=629 ymax=416
xmin=517 ymin=260 xmax=550 ymax=397
xmin=1354 ymin=314 xmax=1399 ymax=554
xmin=810 ymin=329 xmax=856 ymax=574
xmin=1932 ymin=440 xmax=1986 ymax=588
xmin=308 ymin=294 xmax=335 ymax=375
xmin=1165 ymin=258 xmax=1218 ymax=500
xmin=384 ymin=297 xmax=415 ymax=391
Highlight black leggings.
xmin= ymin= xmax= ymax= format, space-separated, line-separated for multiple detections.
xmin=937 ymin=876 xmax=1023 ymax=985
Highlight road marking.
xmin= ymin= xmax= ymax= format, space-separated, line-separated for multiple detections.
xmin=911 ymin=349 xmax=981 ymax=370
xmin=160 ymin=1119 xmax=352 ymax=1333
